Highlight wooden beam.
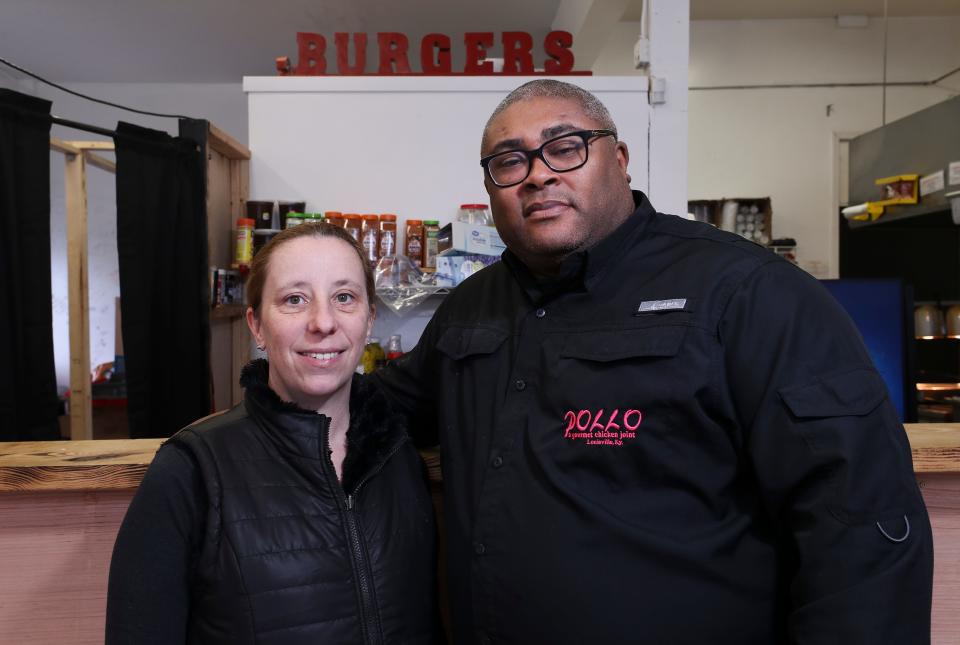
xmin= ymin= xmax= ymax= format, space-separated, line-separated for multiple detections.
xmin=84 ymin=150 xmax=116 ymax=174
xmin=63 ymin=141 xmax=116 ymax=151
xmin=49 ymin=137 xmax=80 ymax=156
xmin=209 ymin=122 xmax=251 ymax=160
xmin=64 ymin=152 xmax=92 ymax=440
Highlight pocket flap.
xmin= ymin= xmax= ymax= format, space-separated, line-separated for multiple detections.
xmin=436 ymin=326 xmax=508 ymax=360
xmin=561 ymin=326 xmax=684 ymax=362
xmin=779 ymin=368 xmax=887 ymax=418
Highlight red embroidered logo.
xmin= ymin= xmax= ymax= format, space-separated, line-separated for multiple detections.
xmin=563 ymin=408 xmax=642 ymax=446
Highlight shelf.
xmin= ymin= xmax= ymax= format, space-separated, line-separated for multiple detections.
xmin=210 ymin=304 xmax=246 ymax=320
xmin=845 ymin=201 xmax=952 ymax=229
xmin=375 ymin=285 xmax=450 ymax=299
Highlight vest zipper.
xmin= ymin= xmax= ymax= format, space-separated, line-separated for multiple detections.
xmin=342 ymin=438 xmax=407 ymax=643
xmin=319 ymin=416 xmax=387 ymax=645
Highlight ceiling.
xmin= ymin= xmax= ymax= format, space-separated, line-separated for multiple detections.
xmin=1 ymin=0 xmax=958 ymax=83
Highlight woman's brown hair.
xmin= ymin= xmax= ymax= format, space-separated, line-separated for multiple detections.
xmin=245 ymin=223 xmax=375 ymax=316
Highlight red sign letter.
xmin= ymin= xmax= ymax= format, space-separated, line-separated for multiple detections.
xmin=543 ymin=30 xmax=574 ymax=74
xmin=502 ymin=32 xmax=534 ymax=74
xmin=335 ymin=32 xmax=367 ymax=74
xmin=464 ymin=32 xmax=494 ymax=74
xmin=294 ymin=32 xmax=327 ymax=75
xmin=420 ymin=33 xmax=452 ymax=74
xmin=377 ymin=32 xmax=411 ymax=74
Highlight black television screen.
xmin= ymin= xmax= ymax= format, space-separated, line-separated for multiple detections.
xmin=820 ymin=279 xmax=915 ymax=422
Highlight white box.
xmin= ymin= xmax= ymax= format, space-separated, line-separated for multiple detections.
xmin=449 ymin=221 xmax=506 ymax=256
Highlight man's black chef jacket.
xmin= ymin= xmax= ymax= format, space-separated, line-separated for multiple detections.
xmin=375 ymin=192 xmax=933 ymax=644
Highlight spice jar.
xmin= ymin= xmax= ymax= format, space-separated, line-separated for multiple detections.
xmin=379 ymin=214 xmax=398 ymax=260
xmin=405 ymin=219 xmax=424 ymax=267
xmin=285 ymin=212 xmax=305 ymax=229
xmin=423 ymin=220 xmax=440 ymax=269
xmin=247 ymin=200 xmax=275 ymax=229
xmin=325 ymin=211 xmax=346 ymax=227
xmin=360 ymin=214 xmax=380 ymax=266
xmin=361 ymin=337 xmax=386 ymax=374
xmin=235 ymin=217 xmax=255 ymax=267
xmin=344 ymin=214 xmax=362 ymax=241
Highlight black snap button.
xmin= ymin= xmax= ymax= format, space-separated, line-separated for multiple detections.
xmin=515 ymin=379 xmax=526 ymax=391
xmin=474 ymin=542 xmax=486 ymax=555
xmin=535 ymin=308 xmax=546 ymax=318
xmin=491 ymin=455 xmax=503 ymax=468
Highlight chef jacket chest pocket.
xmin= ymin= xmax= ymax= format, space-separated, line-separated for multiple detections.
xmin=435 ymin=326 xmax=508 ymax=362
xmin=778 ymin=367 xmax=920 ymax=523
xmin=554 ymin=325 xmax=688 ymax=410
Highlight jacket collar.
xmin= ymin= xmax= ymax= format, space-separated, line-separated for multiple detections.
xmin=240 ymin=359 xmax=409 ymax=493
xmin=502 ymin=190 xmax=656 ymax=302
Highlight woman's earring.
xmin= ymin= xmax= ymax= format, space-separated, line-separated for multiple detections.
xmin=256 ymin=344 xmax=265 ymax=351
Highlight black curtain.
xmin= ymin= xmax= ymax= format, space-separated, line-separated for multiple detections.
xmin=0 ymin=89 xmax=60 ymax=441
xmin=115 ymin=122 xmax=210 ymax=438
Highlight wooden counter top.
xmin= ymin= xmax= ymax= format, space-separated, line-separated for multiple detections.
xmin=0 ymin=438 xmax=443 ymax=493
xmin=0 ymin=424 xmax=957 ymax=493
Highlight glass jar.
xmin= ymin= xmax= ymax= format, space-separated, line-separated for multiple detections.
xmin=458 ymin=203 xmax=492 ymax=226
xmin=423 ymin=220 xmax=440 ymax=269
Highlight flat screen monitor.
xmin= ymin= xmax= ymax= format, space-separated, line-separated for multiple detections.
xmin=820 ymin=279 xmax=916 ymax=422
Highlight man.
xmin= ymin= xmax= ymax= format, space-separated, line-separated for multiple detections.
xmin=376 ymin=80 xmax=933 ymax=644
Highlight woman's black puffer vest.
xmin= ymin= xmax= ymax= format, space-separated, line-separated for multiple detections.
xmin=168 ymin=359 xmax=439 ymax=644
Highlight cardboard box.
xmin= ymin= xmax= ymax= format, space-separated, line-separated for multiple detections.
xmin=439 ymin=221 xmax=506 ymax=256
xmin=435 ymin=253 xmax=500 ymax=287
xmin=687 ymin=197 xmax=773 ymax=244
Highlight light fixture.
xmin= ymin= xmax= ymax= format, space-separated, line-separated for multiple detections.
xmin=945 ymin=302 xmax=960 ymax=339
xmin=914 ymin=302 xmax=945 ymax=339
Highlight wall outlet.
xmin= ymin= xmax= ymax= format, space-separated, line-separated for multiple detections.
xmin=649 ymin=76 xmax=666 ymax=104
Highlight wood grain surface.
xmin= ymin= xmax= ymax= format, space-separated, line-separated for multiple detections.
xmin=917 ymin=473 xmax=960 ymax=645
xmin=0 ymin=439 xmax=162 ymax=492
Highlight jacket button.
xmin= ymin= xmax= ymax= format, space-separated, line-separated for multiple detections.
xmin=474 ymin=542 xmax=486 ymax=555
xmin=515 ymin=379 xmax=526 ymax=391
xmin=491 ymin=455 xmax=503 ymax=468
xmin=535 ymin=308 xmax=546 ymax=318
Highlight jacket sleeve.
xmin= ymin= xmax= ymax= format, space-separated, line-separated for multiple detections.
xmin=371 ymin=311 xmax=442 ymax=448
xmin=105 ymin=444 xmax=204 ymax=645
xmin=720 ymin=260 xmax=933 ymax=644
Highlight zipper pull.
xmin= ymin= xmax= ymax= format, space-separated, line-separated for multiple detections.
xmin=346 ymin=494 xmax=354 ymax=510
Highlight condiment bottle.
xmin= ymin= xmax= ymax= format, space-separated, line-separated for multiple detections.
xmin=379 ymin=214 xmax=398 ymax=260
xmin=423 ymin=220 xmax=440 ymax=269
xmin=386 ymin=334 xmax=403 ymax=362
xmin=235 ymin=217 xmax=255 ymax=268
xmin=285 ymin=212 xmax=305 ymax=228
xmin=360 ymin=214 xmax=380 ymax=266
xmin=405 ymin=219 xmax=424 ymax=267
xmin=344 ymin=214 xmax=362 ymax=241
xmin=361 ymin=337 xmax=386 ymax=374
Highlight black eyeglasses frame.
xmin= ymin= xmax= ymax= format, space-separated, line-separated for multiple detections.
xmin=479 ymin=129 xmax=617 ymax=188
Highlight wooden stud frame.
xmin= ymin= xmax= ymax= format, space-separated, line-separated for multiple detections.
xmin=50 ymin=139 xmax=117 ymax=440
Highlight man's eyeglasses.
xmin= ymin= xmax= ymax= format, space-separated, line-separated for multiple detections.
xmin=480 ymin=129 xmax=617 ymax=188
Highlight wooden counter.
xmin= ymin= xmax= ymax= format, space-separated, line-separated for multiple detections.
xmin=0 ymin=426 xmax=957 ymax=643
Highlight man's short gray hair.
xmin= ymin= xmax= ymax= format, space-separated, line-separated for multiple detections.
xmin=482 ymin=79 xmax=618 ymax=150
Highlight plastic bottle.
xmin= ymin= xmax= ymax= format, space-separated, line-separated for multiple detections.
xmin=405 ymin=219 xmax=424 ymax=267
xmin=344 ymin=214 xmax=362 ymax=241
xmin=379 ymin=214 xmax=398 ymax=260
xmin=386 ymin=334 xmax=403 ymax=362
xmin=235 ymin=217 xmax=255 ymax=268
xmin=361 ymin=214 xmax=380 ymax=266
xmin=423 ymin=220 xmax=440 ymax=269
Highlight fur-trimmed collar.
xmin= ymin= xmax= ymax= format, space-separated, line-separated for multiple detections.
xmin=239 ymin=359 xmax=409 ymax=494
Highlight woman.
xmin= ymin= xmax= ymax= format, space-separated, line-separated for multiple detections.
xmin=106 ymin=223 xmax=439 ymax=644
